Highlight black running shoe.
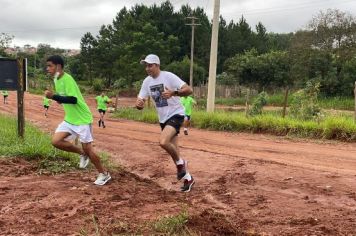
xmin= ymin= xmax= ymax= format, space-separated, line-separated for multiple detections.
xmin=176 ymin=160 xmax=187 ymax=180
xmin=184 ymin=130 xmax=188 ymax=135
xmin=181 ymin=177 xmax=195 ymax=192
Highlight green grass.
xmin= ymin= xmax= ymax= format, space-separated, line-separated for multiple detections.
xmin=113 ymin=107 xmax=158 ymax=123
xmin=0 ymin=113 xmax=79 ymax=173
xmin=27 ymin=77 xmax=53 ymax=95
xmin=200 ymin=94 xmax=354 ymax=111
xmin=152 ymin=209 xmax=190 ymax=235
xmin=76 ymin=80 xmax=93 ymax=95
xmin=318 ymin=96 xmax=354 ymax=110
xmin=113 ymin=107 xmax=356 ymax=142
xmin=28 ymin=87 xmax=46 ymax=95
xmin=197 ymin=95 xmax=289 ymax=107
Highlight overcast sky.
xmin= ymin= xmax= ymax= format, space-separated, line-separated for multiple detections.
xmin=1 ymin=0 xmax=355 ymax=49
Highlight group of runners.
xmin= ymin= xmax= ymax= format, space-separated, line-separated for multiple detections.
xmin=43 ymin=54 xmax=196 ymax=192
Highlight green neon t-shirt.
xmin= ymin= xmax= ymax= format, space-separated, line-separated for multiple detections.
xmin=54 ymin=73 xmax=93 ymax=125
xmin=96 ymin=95 xmax=110 ymax=111
xmin=180 ymin=96 xmax=195 ymax=116
xmin=1 ymin=90 xmax=8 ymax=96
xmin=43 ymin=97 xmax=51 ymax=106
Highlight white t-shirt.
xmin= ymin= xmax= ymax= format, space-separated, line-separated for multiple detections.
xmin=138 ymin=71 xmax=186 ymax=123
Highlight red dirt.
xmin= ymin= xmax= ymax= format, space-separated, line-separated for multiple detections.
xmin=1 ymin=91 xmax=356 ymax=235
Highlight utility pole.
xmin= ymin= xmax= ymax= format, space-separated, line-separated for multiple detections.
xmin=207 ymin=0 xmax=220 ymax=112
xmin=186 ymin=16 xmax=200 ymax=87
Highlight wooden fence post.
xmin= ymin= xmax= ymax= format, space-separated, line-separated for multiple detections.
xmin=115 ymin=90 xmax=119 ymax=111
xmin=245 ymin=88 xmax=250 ymax=117
xmin=354 ymin=82 xmax=356 ymax=123
xmin=17 ymin=58 xmax=25 ymax=138
xmin=282 ymin=87 xmax=289 ymax=118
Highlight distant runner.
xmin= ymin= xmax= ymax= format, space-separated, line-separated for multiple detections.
xmin=95 ymin=92 xmax=111 ymax=128
xmin=180 ymin=95 xmax=196 ymax=135
xmin=43 ymin=96 xmax=52 ymax=117
xmin=1 ymin=90 xmax=8 ymax=104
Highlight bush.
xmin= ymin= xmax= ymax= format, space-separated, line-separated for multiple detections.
xmin=249 ymin=91 xmax=268 ymax=116
xmin=290 ymin=81 xmax=322 ymax=120
xmin=113 ymin=107 xmax=356 ymax=142
xmin=92 ymin=79 xmax=104 ymax=92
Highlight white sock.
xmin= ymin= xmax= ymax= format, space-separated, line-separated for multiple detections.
xmin=184 ymin=128 xmax=188 ymax=131
xmin=183 ymin=173 xmax=192 ymax=181
xmin=176 ymin=159 xmax=184 ymax=165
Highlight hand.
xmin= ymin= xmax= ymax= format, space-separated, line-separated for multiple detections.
xmin=45 ymin=90 xmax=54 ymax=99
xmin=161 ymin=87 xmax=174 ymax=99
xmin=135 ymin=98 xmax=145 ymax=110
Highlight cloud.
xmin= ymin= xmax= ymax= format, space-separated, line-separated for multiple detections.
xmin=0 ymin=0 xmax=355 ymax=49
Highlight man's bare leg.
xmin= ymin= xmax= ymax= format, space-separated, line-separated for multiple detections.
xmin=82 ymin=142 xmax=105 ymax=173
xmin=51 ymin=132 xmax=84 ymax=155
xmin=159 ymin=126 xmax=180 ymax=162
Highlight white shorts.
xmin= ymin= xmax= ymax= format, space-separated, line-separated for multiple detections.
xmin=55 ymin=121 xmax=94 ymax=143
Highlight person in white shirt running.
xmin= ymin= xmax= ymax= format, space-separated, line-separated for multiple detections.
xmin=135 ymin=54 xmax=195 ymax=192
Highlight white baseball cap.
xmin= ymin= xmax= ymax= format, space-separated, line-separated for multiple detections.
xmin=140 ymin=54 xmax=160 ymax=65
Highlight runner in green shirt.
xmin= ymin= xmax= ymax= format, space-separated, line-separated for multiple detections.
xmin=43 ymin=96 xmax=52 ymax=117
xmin=44 ymin=55 xmax=111 ymax=186
xmin=1 ymin=90 xmax=8 ymax=104
xmin=95 ymin=92 xmax=111 ymax=128
xmin=180 ymin=95 xmax=196 ymax=135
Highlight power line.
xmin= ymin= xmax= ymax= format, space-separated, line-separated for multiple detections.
xmin=1 ymin=26 xmax=100 ymax=33
xmin=205 ymin=0 xmax=211 ymax=11
xmin=170 ymin=0 xmax=354 ymax=16
xmin=170 ymin=0 xmax=187 ymax=6
xmin=229 ymin=0 xmax=355 ymax=16
xmin=2 ymin=0 xmax=354 ymax=34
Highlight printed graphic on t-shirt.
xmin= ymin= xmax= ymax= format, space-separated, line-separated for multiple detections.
xmin=150 ymin=84 xmax=168 ymax=107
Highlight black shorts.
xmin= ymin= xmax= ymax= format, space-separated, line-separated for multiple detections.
xmin=160 ymin=114 xmax=184 ymax=134
xmin=44 ymin=105 xmax=49 ymax=109
xmin=3 ymin=95 xmax=8 ymax=98
xmin=98 ymin=109 xmax=106 ymax=114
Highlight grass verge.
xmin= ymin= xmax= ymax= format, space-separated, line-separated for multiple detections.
xmin=199 ymin=95 xmax=354 ymax=111
xmin=0 ymin=113 xmax=111 ymax=174
xmin=113 ymin=107 xmax=356 ymax=142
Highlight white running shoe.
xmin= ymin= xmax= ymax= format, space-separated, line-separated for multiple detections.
xmin=79 ymin=154 xmax=90 ymax=169
xmin=94 ymin=172 xmax=111 ymax=186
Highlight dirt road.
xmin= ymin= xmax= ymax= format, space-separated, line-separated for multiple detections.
xmin=1 ymin=92 xmax=356 ymax=235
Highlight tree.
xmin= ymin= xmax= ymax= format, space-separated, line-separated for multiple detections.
xmin=76 ymin=3 xmax=300 ymax=90
xmin=225 ymin=49 xmax=291 ymax=92
xmin=0 ymin=33 xmax=14 ymax=56
xmin=254 ymin=22 xmax=268 ymax=53
xmin=80 ymin=3 xmax=185 ymax=90
xmin=80 ymin=32 xmax=97 ymax=84
xmin=266 ymin=32 xmax=293 ymax=51
xmin=165 ymin=56 xmax=206 ymax=86
xmin=95 ymin=25 xmax=116 ymax=86
xmin=67 ymin=55 xmax=86 ymax=81
xmin=219 ymin=16 xmax=255 ymax=72
xmin=307 ymin=9 xmax=356 ymax=95
xmin=36 ymin=44 xmax=64 ymax=69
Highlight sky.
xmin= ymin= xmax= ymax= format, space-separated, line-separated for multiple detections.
xmin=0 ymin=0 xmax=355 ymax=49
